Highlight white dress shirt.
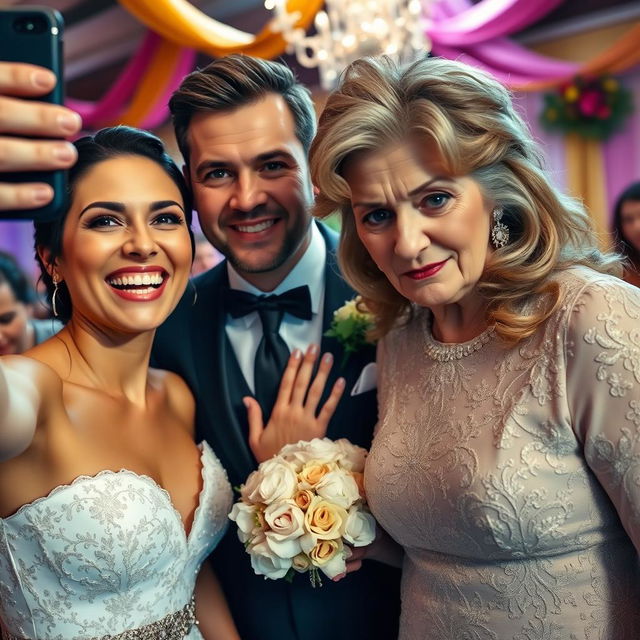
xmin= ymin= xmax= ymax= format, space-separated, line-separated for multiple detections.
xmin=225 ymin=223 xmax=326 ymax=392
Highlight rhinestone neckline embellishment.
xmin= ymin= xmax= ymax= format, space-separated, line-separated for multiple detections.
xmin=424 ymin=320 xmax=496 ymax=362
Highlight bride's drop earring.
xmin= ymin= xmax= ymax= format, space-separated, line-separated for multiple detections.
xmin=52 ymin=274 xmax=60 ymax=318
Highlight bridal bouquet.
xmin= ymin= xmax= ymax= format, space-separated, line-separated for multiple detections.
xmin=229 ymin=438 xmax=376 ymax=586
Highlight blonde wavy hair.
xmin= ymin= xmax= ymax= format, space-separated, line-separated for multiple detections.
xmin=310 ymin=56 xmax=620 ymax=343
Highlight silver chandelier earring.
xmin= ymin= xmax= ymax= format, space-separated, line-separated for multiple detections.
xmin=52 ymin=275 xmax=60 ymax=318
xmin=490 ymin=207 xmax=509 ymax=248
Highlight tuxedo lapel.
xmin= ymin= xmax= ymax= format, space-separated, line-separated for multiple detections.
xmin=192 ymin=266 xmax=254 ymax=483
xmin=317 ymin=225 xmax=376 ymax=432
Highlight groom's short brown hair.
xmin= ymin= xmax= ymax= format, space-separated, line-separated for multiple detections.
xmin=169 ymin=54 xmax=316 ymax=165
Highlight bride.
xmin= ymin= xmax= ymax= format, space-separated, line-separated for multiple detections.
xmin=0 ymin=127 xmax=239 ymax=640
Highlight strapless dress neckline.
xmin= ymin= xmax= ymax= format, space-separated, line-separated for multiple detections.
xmin=3 ymin=441 xmax=213 ymax=541
xmin=0 ymin=440 xmax=233 ymax=640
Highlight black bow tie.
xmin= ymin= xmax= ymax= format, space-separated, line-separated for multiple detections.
xmin=223 ymin=285 xmax=312 ymax=321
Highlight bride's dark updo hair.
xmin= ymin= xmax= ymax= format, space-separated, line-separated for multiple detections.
xmin=34 ymin=126 xmax=194 ymax=323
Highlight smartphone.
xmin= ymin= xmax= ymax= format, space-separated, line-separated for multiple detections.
xmin=0 ymin=6 xmax=66 ymax=222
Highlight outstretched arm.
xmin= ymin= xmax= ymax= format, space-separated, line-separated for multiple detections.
xmin=194 ymin=561 xmax=241 ymax=640
xmin=0 ymin=357 xmax=41 ymax=461
xmin=245 ymin=345 xmax=346 ymax=462
xmin=0 ymin=62 xmax=81 ymax=210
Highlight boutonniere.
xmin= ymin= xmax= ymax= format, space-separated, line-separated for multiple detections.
xmin=324 ymin=296 xmax=375 ymax=366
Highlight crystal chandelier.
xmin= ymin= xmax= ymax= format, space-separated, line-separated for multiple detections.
xmin=266 ymin=0 xmax=431 ymax=90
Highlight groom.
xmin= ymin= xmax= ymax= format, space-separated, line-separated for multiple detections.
xmin=152 ymin=55 xmax=400 ymax=640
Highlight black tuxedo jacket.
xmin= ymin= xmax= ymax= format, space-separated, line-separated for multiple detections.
xmin=153 ymin=223 xmax=400 ymax=640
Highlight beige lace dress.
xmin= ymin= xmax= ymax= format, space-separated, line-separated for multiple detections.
xmin=365 ymin=266 xmax=640 ymax=640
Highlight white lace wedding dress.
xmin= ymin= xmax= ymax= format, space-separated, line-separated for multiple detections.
xmin=0 ymin=442 xmax=232 ymax=640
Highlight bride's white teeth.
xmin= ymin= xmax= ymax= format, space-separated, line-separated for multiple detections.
xmin=107 ymin=272 xmax=164 ymax=288
xmin=236 ymin=220 xmax=275 ymax=233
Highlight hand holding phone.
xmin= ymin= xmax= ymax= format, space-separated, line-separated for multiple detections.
xmin=0 ymin=7 xmax=82 ymax=219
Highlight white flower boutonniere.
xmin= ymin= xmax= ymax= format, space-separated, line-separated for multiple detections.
xmin=324 ymin=296 xmax=375 ymax=366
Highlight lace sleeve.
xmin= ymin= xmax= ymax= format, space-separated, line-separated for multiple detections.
xmin=566 ymin=276 xmax=640 ymax=550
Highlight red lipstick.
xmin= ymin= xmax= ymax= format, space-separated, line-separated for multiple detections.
xmin=105 ymin=266 xmax=168 ymax=302
xmin=403 ymin=259 xmax=449 ymax=280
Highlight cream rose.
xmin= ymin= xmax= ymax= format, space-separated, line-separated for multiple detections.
xmin=315 ymin=470 xmax=361 ymax=509
xmin=240 ymin=469 xmax=262 ymax=502
xmin=247 ymin=458 xmax=298 ymax=505
xmin=343 ymin=506 xmax=376 ymax=547
xmin=280 ymin=438 xmax=341 ymax=470
xmin=304 ymin=496 xmax=347 ymax=540
xmin=249 ymin=538 xmax=292 ymax=580
xmin=263 ymin=501 xmax=306 ymax=559
xmin=228 ymin=502 xmax=259 ymax=543
xmin=334 ymin=438 xmax=368 ymax=472
xmin=292 ymin=553 xmax=312 ymax=573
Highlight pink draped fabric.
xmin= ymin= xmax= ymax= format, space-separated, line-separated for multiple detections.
xmin=428 ymin=0 xmax=566 ymax=46
xmin=141 ymin=47 xmax=197 ymax=130
xmin=66 ymin=31 xmax=195 ymax=129
xmin=67 ymin=32 xmax=160 ymax=126
xmin=427 ymin=0 xmax=581 ymax=86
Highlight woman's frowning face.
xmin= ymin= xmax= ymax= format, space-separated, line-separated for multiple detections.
xmin=55 ymin=155 xmax=193 ymax=335
xmin=344 ymin=142 xmax=492 ymax=313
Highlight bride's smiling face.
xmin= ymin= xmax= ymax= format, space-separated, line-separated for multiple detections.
xmin=55 ymin=155 xmax=193 ymax=334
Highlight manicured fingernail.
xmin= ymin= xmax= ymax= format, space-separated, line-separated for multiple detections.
xmin=308 ymin=344 xmax=319 ymax=355
xmin=53 ymin=143 xmax=75 ymax=162
xmin=31 ymin=185 xmax=53 ymax=204
xmin=31 ymin=70 xmax=54 ymax=89
xmin=57 ymin=112 xmax=82 ymax=134
xmin=335 ymin=377 xmax=345 ymax=388
xmin=322 ymin=353 xmax=333 ymax=364
xmin=292 ymin=349 xmax=302 ymax=359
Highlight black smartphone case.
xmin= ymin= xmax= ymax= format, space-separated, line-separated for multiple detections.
xmin=0 ymin=6 xmax=67 ymax=222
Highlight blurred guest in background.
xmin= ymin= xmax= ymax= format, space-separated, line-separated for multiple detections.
xmin=612 ymin=181 xmax=640 ymax=286
xmin=191 ymin=232 xmax=223 ymax=276
xmin=0 ymin=250 xmax=61 ymax=354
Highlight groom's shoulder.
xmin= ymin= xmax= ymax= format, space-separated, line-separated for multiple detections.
xmin=193 ymin=260 xmax=227 ymax=294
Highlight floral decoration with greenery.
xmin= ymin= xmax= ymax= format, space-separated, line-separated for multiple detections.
xmin=540 ymin=75 xmax=633 ymax=140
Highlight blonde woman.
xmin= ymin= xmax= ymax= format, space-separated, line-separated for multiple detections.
xmin=310 ymin=56 xmax=640 ymax=639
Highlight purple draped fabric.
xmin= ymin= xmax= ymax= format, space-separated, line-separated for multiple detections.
xmin=427 ymin=0 xmax=565 ymax=46
xmin=427 ymin=0 xmax=580 ymax=86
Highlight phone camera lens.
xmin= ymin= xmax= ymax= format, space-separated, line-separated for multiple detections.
xmin=13 ymin=15 xmax=48 ymax=35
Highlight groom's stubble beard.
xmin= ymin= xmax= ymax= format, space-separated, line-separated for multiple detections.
xmin=201 ymin=203 xmax=313 ymax=276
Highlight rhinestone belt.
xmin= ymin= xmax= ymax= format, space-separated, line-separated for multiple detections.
xmin=2 ymin=596 xmax=197 ymax=640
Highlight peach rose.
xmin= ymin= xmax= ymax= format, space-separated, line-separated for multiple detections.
xmin=298 ymin=461 xmax=334 ymax=489
xmin=294 ymin=489 xmax=314 ymax=511
xmin=300 ymin=535 xmax=346 ymax=579
xmin=304 ymin=496 xmax=347 ymax=540
xmin=351 ymin=471 xmax=366 ymax=498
